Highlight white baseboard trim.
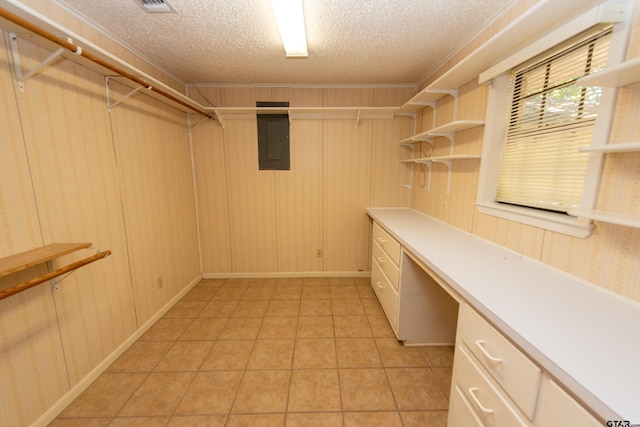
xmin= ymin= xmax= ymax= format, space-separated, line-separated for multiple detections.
xmin=33 ymin=274 xmax=202 ymax=427
xmin=202 ymin=271 xmax=371 ymax=279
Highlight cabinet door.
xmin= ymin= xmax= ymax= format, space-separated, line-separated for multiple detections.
xmin=372 ymin=222 xmax=401 ymax=265
xmin=458 ymin=304 xmax=541 ymax=418
xmin=370 ymin=256 xmax=399 ymax=332
xmin=535 ymin=377 xmax=601 ymax=427
xmin=372 ymin=239 xmax=399 ymax=290
xmin=452 ymin=344 xmax=528 ymax=427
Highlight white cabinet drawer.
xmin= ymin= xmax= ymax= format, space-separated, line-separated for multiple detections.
xmin=372 ymin=240 xmax=399 ymax=290
xmin=452 ymin=344 xmax=528 ymax=427
xmin=448 ymin=384 xmax=485 ymax=427
xmin=371 ymin=256 xmax=399 ymax=331
xmin=372 ymin=222 xmax=400 ymax=266
xmin=458 ymin=304 xmax=541 ymax=419
xmin=535 ymin=377 xmax=601 ymax=427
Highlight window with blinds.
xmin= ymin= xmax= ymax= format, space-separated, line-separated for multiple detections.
xmin=496 ymin=27 xmax=612 ymax=213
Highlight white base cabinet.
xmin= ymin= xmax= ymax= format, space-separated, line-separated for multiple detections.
xmin=367 ymin=207 xmax=639 ymax=423
xmin=370 ymin=220 xmax=458 ymax=345
xmin=449 ymin=303 xmax=602 ymax=427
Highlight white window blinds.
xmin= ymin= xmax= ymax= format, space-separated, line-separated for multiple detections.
xmin=496 ymin=27 xmax=612 ymax=213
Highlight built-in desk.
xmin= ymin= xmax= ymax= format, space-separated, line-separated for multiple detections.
xmin=366 ymin=207 xmax=640 ymax=424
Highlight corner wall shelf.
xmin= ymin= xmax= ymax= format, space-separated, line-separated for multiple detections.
xmin=399 ymin=89 xmax=456 ymax=113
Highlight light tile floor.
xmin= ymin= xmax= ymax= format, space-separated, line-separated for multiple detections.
xmin=51 ymin=277 xmax=454 ymax=426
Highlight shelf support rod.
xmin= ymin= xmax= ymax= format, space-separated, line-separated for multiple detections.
xmin=105 ymin=77 xmax=152 ymax=111
xmin=214 ymin=110 xmax=226 ymax=129
xmin=188 ymin=115 xmax=209 ymax=131
xmin=49 ymin=247 xmax=101 ymax=291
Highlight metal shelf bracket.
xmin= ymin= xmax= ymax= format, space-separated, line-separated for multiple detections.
xmin=10 ymin=32 xmax=67 ymax=92
xmin=105 ymin=76 xmax=153 ymax=112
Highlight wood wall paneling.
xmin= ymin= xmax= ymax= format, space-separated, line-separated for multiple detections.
xmin=369 ymin=117 xmax=413 ymax=208
xmin=192 ymin=119 xmax=232 ymax=273
xmin=322 ymin=119 xmax=373 ymax=272
xmin=109 ymin=79 xmax=179 ymax=323
xmin=224 ymin=119 xmax=279 ymax=273
xmin=156 ymin=102 xmax=201 ymax=289
xmin=275 ymin=119 xmax=323 ymax=272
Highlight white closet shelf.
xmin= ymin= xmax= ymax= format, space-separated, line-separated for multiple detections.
xmin=432 ymin=154 xmax=481 ymax=161
xmin=213 ymin=106 xmax=397 ymax=118
xmin=400 ymin=122 xmax=484 ymax=146
xmin=396 ymin=136 xmax=417 ymax=146
xmin=410 ymin=130 xmax=435 ymax=143
xmin=397 ymin=0 xmax=599 ymax=114
xmin=569 ymin=208 xmax=640 ymax=228
xmin=577 ymin=57 xmax=640 ymax=88
xmin=579 ymin=141 xmax=640 ymax=153
xmin=428 ymin=120 xmax=485 ymax=136
xmin=411 ymin=154 xmax=481 ymax=164
xmin=414 ymin=157 xmax=432 ymax=164
xmin=399 ymin=89 xmax=456 ymax=112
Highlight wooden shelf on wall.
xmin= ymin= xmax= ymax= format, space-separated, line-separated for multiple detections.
xmin=0 ymin=243 xmax=91 ymax=278
xmin=0 ymin=243 xmax=111 ymax=300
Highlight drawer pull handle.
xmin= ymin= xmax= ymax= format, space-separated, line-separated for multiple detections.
xmin=468 ymin=387 xmax=494 ymax=415
xmin=475 ymin=340 xmax=503 ymax=364
xmin=377 ymin=257 xmax=386 ymax=263
xmin=377 ymin=237 xmax=386 ymax=243
xmin=376 ymin=281 xmax=384 ymax=289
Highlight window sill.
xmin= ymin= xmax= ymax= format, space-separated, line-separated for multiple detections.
xmin=475 ymin=202 xmax=593 ymax=238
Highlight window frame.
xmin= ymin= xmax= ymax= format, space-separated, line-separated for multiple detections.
xmin=475 ymin=5 xmax=633 ymax=238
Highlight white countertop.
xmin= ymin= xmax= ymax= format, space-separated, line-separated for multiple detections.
xmin=366 ymin=207 xmax=640 ymax=423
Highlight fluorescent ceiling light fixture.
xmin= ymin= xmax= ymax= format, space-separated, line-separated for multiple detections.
xmin=270 ymin=0 xmax=308 ymax=57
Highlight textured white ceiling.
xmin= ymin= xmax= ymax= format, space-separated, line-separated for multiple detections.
xmin=55 ymin=0 xmax=516 ymax=85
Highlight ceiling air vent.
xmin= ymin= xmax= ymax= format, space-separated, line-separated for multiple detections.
xmin=136 ymin=0 xmax=176 ymax=13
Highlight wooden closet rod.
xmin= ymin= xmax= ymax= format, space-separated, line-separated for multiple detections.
xmin=0 ymin=7 xmax=215 ymax=121
xmin=0 ymin=250 xmax=111 ymax=301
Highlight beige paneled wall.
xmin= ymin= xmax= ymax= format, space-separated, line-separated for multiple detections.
xmin=0 ymin=26 xmax=199 ymax=427
xmin=225 ymin=119 xmax=280 ymax=272
xmin=276 ymin=119 xmax=324 ymax=272
xmin=322 ymin=119 xmax=373 ymax=272
xmin=190 ymin=85 xmax=415 ymax=275
xmin=370 ymin=116 xmax=414 ymax=207
xmin=411 ymin=4 xmax=640 ymax=302
xmin=191 ymin=119 xmax=232 ymax=273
